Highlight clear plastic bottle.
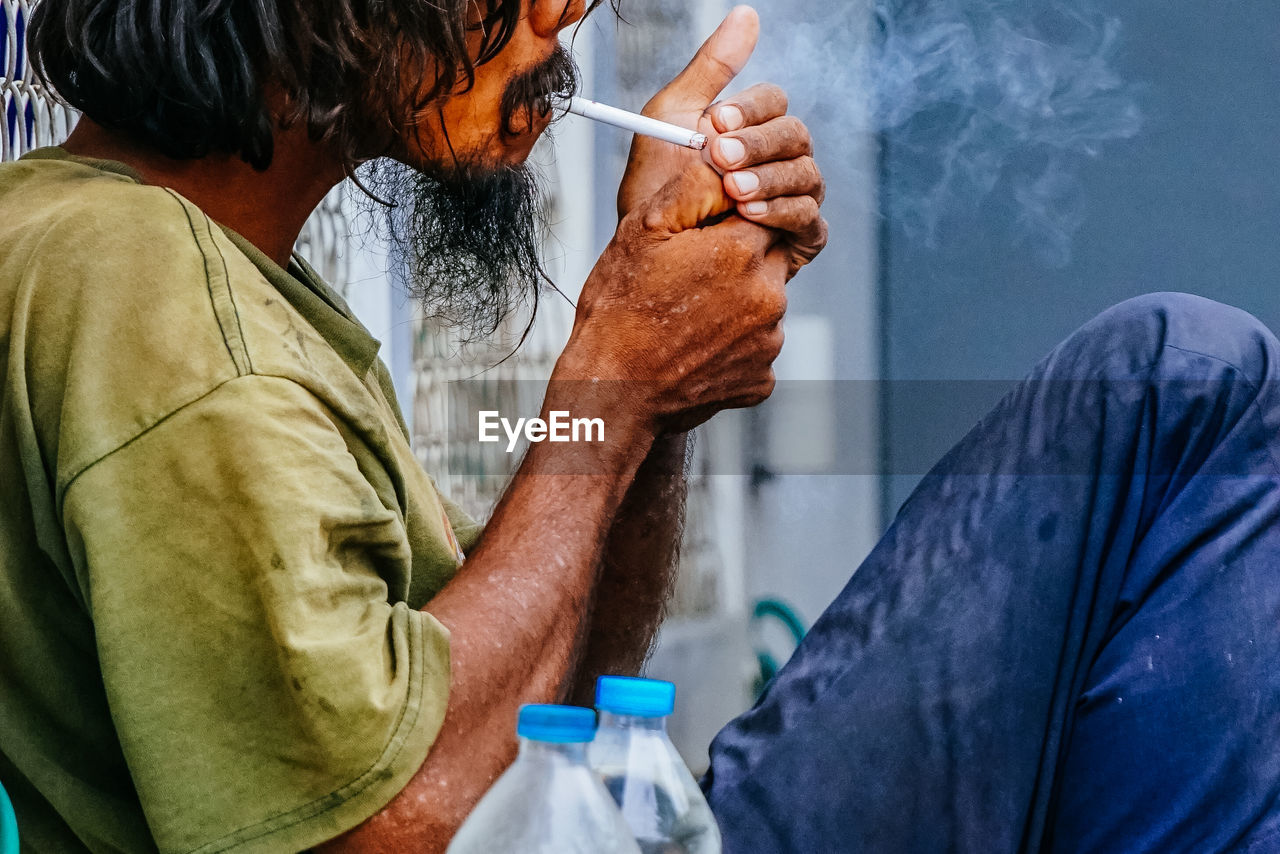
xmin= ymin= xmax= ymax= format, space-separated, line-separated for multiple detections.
xmin=590 ymin=676 xmax=723 ymax=854
xmin=447 ymin=704 xmax=642 ymax=854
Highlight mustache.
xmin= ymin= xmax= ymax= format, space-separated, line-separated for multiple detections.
xmin=499 ymin=44 xmax=580 ymax=137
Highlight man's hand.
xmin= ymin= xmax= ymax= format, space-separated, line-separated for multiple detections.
xmin=617 ymin=5 xmax=828 ymax=280
xmin=562 ymin=162 xmax=788 ymax=435
xmin=561 ymin=6 xmax=832 ymax=435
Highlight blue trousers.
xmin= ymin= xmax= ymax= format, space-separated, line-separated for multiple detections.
xmin=703 ymin=294 xmax=1280 ymax=852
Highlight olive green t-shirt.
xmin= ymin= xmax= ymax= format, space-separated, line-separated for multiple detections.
xmin=0 ymin=149 xmax=482 ymax=853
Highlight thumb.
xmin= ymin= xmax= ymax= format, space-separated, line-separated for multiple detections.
xmin=647 ymin=5 xmax=760 ymax=114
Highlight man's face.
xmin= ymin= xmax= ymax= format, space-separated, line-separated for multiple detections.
xmin=406 ymin=0 xmax=590 ymax=169
xmin=367 ymin=0 xmax=588 ymax=339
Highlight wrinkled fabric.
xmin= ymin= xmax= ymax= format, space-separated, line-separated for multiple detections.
xmin=705 ymin=293 xmax=1280 ymax=853
xmin=0 ymin=150 xmax=477 ymax=854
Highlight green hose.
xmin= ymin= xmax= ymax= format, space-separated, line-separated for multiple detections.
xmin=751 ymin=597 xmax=808 ymax=698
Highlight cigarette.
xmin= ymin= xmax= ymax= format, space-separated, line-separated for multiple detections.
xmin=564 ymin=96 xmax=708 ymax=150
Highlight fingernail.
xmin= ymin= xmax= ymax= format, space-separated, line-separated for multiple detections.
xmin=717 ymin=137 xmax=746 ymax=166
xmin=717 ymin=105 xmax=745 ymax=131
xmin=744 ymin=200 xmax=768 ymax=216
xmin=731 ymin=171 xmax=759 ymax=194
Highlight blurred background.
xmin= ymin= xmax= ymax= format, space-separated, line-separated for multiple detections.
xmin=6 ymin=0 xmax=1280 ymax=772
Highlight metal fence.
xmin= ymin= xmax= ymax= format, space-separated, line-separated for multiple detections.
xmin=1 ymin=0 xmax=350 ymax=291
xmin=1 ymin=0 xmax=74 ymax=160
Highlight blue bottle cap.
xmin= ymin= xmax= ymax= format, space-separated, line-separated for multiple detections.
xmin=517 ymin=704 xmax=598 ymax=743
xmin=595 ymin=675 xmax=676 ymax=717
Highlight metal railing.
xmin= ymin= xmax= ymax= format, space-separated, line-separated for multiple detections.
xmin=1 ymin=0 xmax=75 ymax=161
xmin=1 ymin=0 xmax=351 ymax=292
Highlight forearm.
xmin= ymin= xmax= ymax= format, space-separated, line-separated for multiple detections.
xmin=318 ymin=359 xmax=656 ymax=851
xmin=569 ymin=431 xmax=690 ymax=706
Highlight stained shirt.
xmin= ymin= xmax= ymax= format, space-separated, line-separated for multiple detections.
xmin=0 ymin=148 xmax=480 ymax=853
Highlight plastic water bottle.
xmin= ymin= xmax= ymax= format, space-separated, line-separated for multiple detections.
xmin=590 ymin=676 xmax=723 ymax=854
xmin=447 ymin=704 xmax=642 ymax=854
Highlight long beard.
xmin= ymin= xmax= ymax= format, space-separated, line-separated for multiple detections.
xmin=360 ymin=157 xmax=548 ymax=341
xmin=356 ymin=46 xmax=579 ymax=342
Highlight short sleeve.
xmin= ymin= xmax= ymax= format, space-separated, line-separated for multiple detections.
xmin=60 ymin=374 xmax=451 ymax=854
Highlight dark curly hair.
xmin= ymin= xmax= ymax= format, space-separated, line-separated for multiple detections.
xmin=29 ymin=0 xmax=599 ymax=171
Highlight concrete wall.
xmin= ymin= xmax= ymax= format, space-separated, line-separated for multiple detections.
xmin=881 ymin=0 xmax=1280 ymax=514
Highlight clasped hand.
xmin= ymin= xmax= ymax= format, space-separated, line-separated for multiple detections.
xmin=561 ymin=5 xmax=829 ymax=437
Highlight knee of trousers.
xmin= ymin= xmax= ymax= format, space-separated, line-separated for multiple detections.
xmin=1044 ymin=291 xmax=1280 ymax=388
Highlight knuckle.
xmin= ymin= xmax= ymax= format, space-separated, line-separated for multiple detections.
xmin=701 ymin=53 xmax=740 ymax=86
xmin=785 ymin=114 xmax=809 ymax=133
xmin=813 ymin=215 xmax=830 ymax=247
xmin=773 ymin=196 xmax=803 ymax=222
xmin=767 ymin=326 xmax=786 ymax=358
xmin=758 ymin=371 xmax=778 ymax=402
xmin=801 ymin=156 xmax=823 ymax=188
xmin=726 ymin=232 xmax=754 ymax=258
xmin=771 ymin=291 xmax=789 ymax=322
xmin=756 ymin=282 xmax=788 ymax=322
xmin=761 ymin=83 xmax=789 ymax=112
xmin=792 ymin=217 xmax=829 ymax=268
xmin=783 ymin=116 xmax=812 ymax=148
xmin=640 ymin=208 xmax=664 ymax=232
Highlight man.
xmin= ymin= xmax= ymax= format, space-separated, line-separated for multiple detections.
xmin=0 ymin=0 xmax=826 ymax=851
xmin=6 ymin=2 xmax=1280 ymax=854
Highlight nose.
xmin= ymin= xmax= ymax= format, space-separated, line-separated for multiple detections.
xmin=529 ymin=0 xmax=587 ymax=38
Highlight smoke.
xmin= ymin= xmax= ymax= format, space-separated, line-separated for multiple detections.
xmin=745 ymin=0 xmax=1144 ymax=266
